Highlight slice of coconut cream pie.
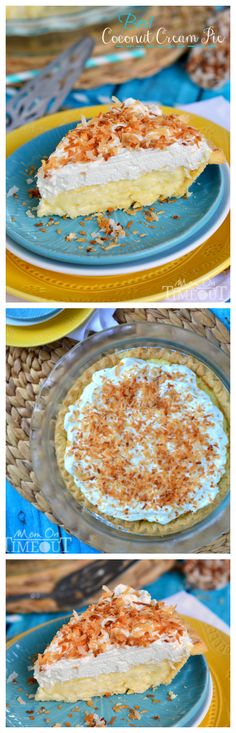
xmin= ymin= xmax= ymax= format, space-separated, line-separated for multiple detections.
xmin=34 ymin=584 xmax=205 ymax=702
xmin=37 ymin=98 xmax=225 ymax=218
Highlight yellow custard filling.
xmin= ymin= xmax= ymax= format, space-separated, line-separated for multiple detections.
xmin=35 ymin=659 xmax=187 ymax=702
xmin=37 ymin=163 xmax=206 ymax=218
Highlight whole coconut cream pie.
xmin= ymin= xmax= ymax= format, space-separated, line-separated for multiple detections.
xmin=34 ymin=584 xmax=206 ymax=702
xmin=55 ymin=347 xmax=230 ymax=536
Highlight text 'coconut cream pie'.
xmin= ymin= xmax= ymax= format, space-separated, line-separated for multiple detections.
xmin=37 ymin=98 xmax=225 ymax=218
xmin=34 ymin=584 xmax=206 ymax=702
xmin=55 ymin=348 xmax=229 ymax=537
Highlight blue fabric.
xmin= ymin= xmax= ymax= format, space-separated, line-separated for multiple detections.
xmin=6 ymin=58 xmax=230 ymax=112
xmin=144 ymin=570 xmax=230 ymax=626
xmin=61 ymin=61 xmax=230 ymax=111
xmin=6 ymin=481 xmax=97 ymax=555
xmin=210 ymin=308 xmax=230 ymax=328
xmin=6 ymin=569 xmax=230 ymax=641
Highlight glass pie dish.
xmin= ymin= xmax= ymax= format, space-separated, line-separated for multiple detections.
xmin=6 ymin=6 xmax=125 ymax=36
xmin=31 ymin=322 xmax=230 ymax=552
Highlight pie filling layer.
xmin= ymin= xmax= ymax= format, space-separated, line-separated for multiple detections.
xmin=34 ymin=584 xmax=196 ymax=701
xmin=35 ymin=659 xmax=187 ymax=702
xmin=63 ymin=357 xmax=228 ymax=524
xmin=37 ymin=98 xmax=214 ymax=218
xmin=37 ymin=164 xmax=206 ymax=218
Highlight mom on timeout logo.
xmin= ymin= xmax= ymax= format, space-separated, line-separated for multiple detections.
xmin=102 ymin=11 xmax=226 ymax=48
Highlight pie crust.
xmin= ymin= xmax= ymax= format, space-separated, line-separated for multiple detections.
xmin=55 ymin=347 xmax=230 ymax=536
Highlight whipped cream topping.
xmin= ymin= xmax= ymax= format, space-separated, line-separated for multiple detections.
xmin=34 ymin=585 xmax=193 ymax=687
xmin=64 ymin=357 xmax=228 ymax=524
xmin=34 ymin=633 xmax=191 ymax=686
xmin=37 ymin=98 xmax=211 ymax=197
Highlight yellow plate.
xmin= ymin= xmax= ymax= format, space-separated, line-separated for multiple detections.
xmin=6 ymin=308 xmax=93 ymax=346
xmin=183 ymin=616 xmax=230 ymax=728
xmin=6 ymin=106 xmax=230 ymax=303
xmin=7 ymin=615 xmax=230 ymax=727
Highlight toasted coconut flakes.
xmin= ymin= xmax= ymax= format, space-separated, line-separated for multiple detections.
xmin=144 ymin=210 xmax=161 ymax=222
xmin=65 ymin=232 xmax=77 ymax=241
xmin=129 ymin=709 xmax=141 ymax=720
xmin=111 ymin=95 xmax=122 ymax=105
xmin=7 ymin=185 xmax=19 ymax=198
xmin=64 ymin=364 xmax=220 ymax=515
xmin=167 ymin=690 xmax=177 ymax=700
xmin=7 ymin=671 xmax=18 ymax=683
xmin=85 ymin=712 xmax=106 ymax=727
xmin=93 ymin=236 xmax=104 ymax=245
xmin=25 ymin=209 xmax=35 ymax=218
xmin=184 ymin=191 xmax=193 ymax=199
xmin=28 ymin=188 xmax=40 ymax=198
xmin=37 ymin=587 xmax=185 ymax=670
xmin=91 ymin=230 xmax=102 ymax=239
xmin=42 ymin=101 xmax=203 ymax=172
xmin=17 ymin=697 xmax=26 ymax=705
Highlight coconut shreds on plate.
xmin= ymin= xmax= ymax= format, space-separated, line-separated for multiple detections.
xmin=7 ymin=185 xmax=19 ymax=198
xmin=84 ymin=712 xmax=106 ymax=727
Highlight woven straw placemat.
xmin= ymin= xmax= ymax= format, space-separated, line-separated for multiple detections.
xmin=7 ymin=6 xmax=211 ymax=88
xmin=6 ymin=308 xmax=230 ymax=553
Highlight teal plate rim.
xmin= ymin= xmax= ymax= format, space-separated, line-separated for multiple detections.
xmin=6 ymin=308 xmax=62 ymax=326
xmin=6 ymin=614 xmax=211 ymax=728
xmin=6 ymin=122 xmax=229 ymax=268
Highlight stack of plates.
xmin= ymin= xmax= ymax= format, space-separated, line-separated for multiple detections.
xmin=6 ymin=106 xmax=230 ymax=302
xmin=6 ymin=308 xmax=94 ymax=346
xmin=6 ymin=308 xmax=62 ymax=326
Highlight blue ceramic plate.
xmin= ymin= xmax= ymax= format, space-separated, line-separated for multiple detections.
xmin=6 ymin=159 xmax=230 ymax=276
xmin=6 ymin=615 xmax=211 ymax=727
xmin=6 ymin=123 xmax=229 ymax=267
xmin=6 ymin=308 xmax=62 ymax=326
